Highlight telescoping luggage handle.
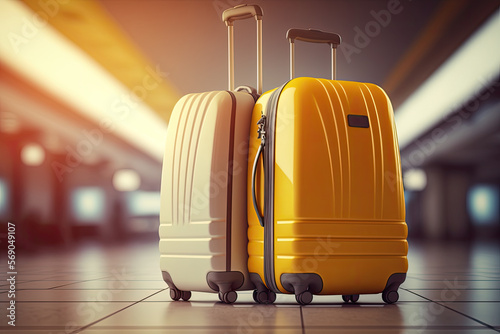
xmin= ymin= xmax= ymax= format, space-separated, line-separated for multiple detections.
xmin=223 ymin=4 xmax=263 ymax=95
xmin=287 ymin=28 xmax=342 ymax=80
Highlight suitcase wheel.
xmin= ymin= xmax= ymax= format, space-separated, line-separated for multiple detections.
xmin=218 ymin=290 xmax=238 ymax=304
xmin=295 ymin=291 xmax=313 ymax=305
xmin=169 ymin=288 xmax=181 ymax=301
xmin=181 ymin=290 xmax=192 ymax=301
xmin=169 ymin=288 xmax=191 ymax=302
xmin=381 ymin=273 xmax=405 ymax=304
xmin=382 ymin=289 xmax=399 ymax=304
xmin=342 ymin=294 xmax=359 ymax=303
xmin=252 ymin=289 xmax=276 ymax=304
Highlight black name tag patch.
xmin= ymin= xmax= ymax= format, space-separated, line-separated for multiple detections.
xmin=347 ymin=114 xmax=369 ymax=128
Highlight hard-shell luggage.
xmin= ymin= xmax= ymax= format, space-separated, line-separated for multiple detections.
xmin=159 ymin=4 xmax=263 ymax=304
xmin=247 ymin=29 xmax=408 ymax=305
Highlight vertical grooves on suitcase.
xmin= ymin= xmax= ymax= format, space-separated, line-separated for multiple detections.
xmin=171 ymin=95 xmax=194 ymax=225
xmin=176 ymin=96 xmax=193 ymax=225
xmin=357 ymin=86 xmax=379 ymax=219
xmin=172 ymin=92 xmax=214 ymax=225
xmin=315 ymin=80 xmax=339 ymax=215
xmin=327 ymin=81 xmax=351 ymax=217
xmin=312 ymin=96 xmax=336 ymax=214
xmin=362 ymin=84 xmax=385 ymax=219
xmin=185 ymin=93 xmax=214 ymax=225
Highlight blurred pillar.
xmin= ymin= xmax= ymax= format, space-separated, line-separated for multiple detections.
xmin=406 ymin=191 xmax=424 ymax=238
xmin=422 ymin=165 xmax=473 ymax=240
xmin=52 ymin=153 xmax=73 ymax=246
xmin=421 ymin=166 xmax=447 ymax=239
xmin=445 ymin=168 xmax=472 ymax=239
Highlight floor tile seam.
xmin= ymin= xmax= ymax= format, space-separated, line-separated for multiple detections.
xmin=403 ymin=289 xmax=499 ymax=331
xmin=27 ymin=277 xmax=118 ymax=290
xmin=407 ymin=278 xmax=499 ymax=280
xmin=2 ymin=300 xmax=165 ymax=303
xmin=299 ymin=306 xmax=306 ymax=334
xmin=69 ymin=289 xmax=167 ymax=334
xmin=0 ymin=300 xmax=434 ymax=304
xmin=403 ymin=288 xmax=500 ymax=291
xmin=301 ymin=325 xmax=494 ymax=329
xmin=1 ymin=325 xmax=491 ymax=330
xmin=67 ymin=325 xmax=305 ymax=330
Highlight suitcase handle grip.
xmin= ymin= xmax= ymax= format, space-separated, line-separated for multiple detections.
xmin=223 ymin=4 xmax=263 ymax=25
xmin=223 ymin=4 xmax=263 ymax=95
xmin=252 ymin=142 xmax=265 ymax=227
xmin=287 ymin=28 xmax=341 ymax=46
xmin=286 ymin=28 xmax=342 ymax=80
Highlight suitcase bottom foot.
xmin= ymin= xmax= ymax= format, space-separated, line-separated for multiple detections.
xmin=162 ymin=271 xmax=192 ymax=302
xmin=281 ymin=273 xmax=323 ymax=305
xmin=206 ymin=271 xmax=244 ymax=304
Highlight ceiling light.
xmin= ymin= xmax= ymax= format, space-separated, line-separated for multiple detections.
xmin=403 ymin=168 xmax=427 ymax=191
xmin=21 ymin=143 xmax=45 ymax=166
xmin=0 ymin=1 xmax=167 ymax=161
xmin=395 ymin=12 xmax=500 ymax=148
xmin=113 ymin=169 xmax=141 ymax=192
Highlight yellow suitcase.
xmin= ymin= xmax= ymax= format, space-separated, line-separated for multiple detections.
xmin=247 ymin=29 xmax=408 ymax=305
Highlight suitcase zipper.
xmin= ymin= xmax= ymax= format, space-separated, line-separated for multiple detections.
xmin=262 ymin=83 xmax=288 ymax=293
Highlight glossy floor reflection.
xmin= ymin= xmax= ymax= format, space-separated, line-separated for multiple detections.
xmin=1 ymin=240 xmax=499 ymax=333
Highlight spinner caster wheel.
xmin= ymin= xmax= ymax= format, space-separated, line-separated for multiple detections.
xmin=181 ymin=290 xmax=191 ymax=301
xmin=295 ymin=291 xmax=313 ymax=305
xmin=267 ymin=291 xmax=276 ymax=304
xmin=382 ymin=290 xmax=399 ymax=304
xmin=220 ymin=291 xmax=237 ymax=304
xmin=253 ymin=290 xmax=276 ymax=304
xmin=169 ymin=288 xmax=181 ymax=301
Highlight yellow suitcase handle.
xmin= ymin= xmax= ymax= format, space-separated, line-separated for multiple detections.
xmin=286 ymin=28 xmax=342 ymax=80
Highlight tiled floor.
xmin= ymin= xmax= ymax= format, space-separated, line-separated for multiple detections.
xmin=1 ymin=240 xmax=499 ymax=333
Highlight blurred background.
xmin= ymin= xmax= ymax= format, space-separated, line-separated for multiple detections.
xmin=0 ymin=0 xmax=499 ymax=250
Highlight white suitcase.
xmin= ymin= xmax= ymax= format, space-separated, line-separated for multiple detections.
xmin=159 ymin=4 xmax=263 ymax=304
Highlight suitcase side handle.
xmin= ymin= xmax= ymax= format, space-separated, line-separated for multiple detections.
xmin=222 ymin=4 xmax=263 ymax=95
xmin=252 ymin=143 xmax=265 ymax=227
xmin=251 ymin=116 xmax=266 ymax=227
xmin=286 ymin=28 xmax=342 ymax=80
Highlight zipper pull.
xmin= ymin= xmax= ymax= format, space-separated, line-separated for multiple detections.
xmin=257 ymin=114 xmax=266 ymax=144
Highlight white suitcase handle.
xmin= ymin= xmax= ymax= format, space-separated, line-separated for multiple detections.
xmin=286 ymin=28 xmax=342 ymax=80
xmin=223 ymin=4 xmax=263 ymax=95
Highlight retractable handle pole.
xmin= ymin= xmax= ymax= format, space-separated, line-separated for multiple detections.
xmin=223 ymin=4 xmax=263 ymax=95
xmin=286 ymin=28 xmax=341 ymax=80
